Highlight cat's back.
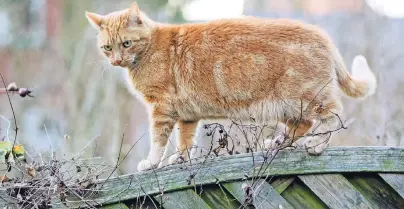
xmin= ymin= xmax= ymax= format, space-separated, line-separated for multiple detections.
xmin=179 ymin=16 xmax=332 ymax=48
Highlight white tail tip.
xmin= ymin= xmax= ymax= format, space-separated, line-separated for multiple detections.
xmin=351 ymin=55 xmax=377 ymax=97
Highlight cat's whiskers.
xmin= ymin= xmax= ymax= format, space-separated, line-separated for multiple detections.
xmin=94 ymin=62 xmax=106 ymax=73
xmin=86 ymin=59 xmax=107 ymax=65
xmin=89 ymin=59 xmax=113 ymax=80
xmin=88 ymin=60 xmax=108 ymax=72
xmin=100 ymin=62 xmax=114 ymax=80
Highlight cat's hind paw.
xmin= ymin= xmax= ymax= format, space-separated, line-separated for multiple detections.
xmin=168 ymin=153 xmax=186 ymax=165
xmin=137 ymin=159 xmax=158 ymax=172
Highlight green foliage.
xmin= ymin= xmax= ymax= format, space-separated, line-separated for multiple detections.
xmin=0 ymin=141 xmax=25 ymax=163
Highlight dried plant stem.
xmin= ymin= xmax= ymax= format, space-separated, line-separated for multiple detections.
xmin=0 ymin=73 xmax=18 ymax=148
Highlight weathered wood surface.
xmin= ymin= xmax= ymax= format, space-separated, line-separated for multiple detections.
xmin=199 ymin=184 xmax=241 ymax=209
xmin=223 ymin=180 xmax=293 ymax=209
xmin=345 ymin=173 xmax=404 ymax=209
xmin=125 ymin=196 xmax=159 ymax=209
xmin=281 ymin=178 xmax=328 ymax=209
xmin=155 ymin=189 xmax=212 ymax=209
xmin=54 ymin=146 xmax=404 ymax=207
xmin=270 ymin=176 xmax=296 ymax=194
xmin=298 ymin=174 xmax=373 ymax=209
xmin=100 ymin=202 xmax=130 ymax=209
xmin=379 ymin=173 xmax=404 ymax=199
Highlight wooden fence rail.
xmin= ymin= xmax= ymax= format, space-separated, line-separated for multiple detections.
xmin=2 ymin=146 xmax=404 ymax=208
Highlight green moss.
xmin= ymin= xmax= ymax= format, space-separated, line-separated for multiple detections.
xmin=344 ymin=173 xmax=404 ymax=209
xmin=383 ymin=160 xmax=395 ymax=170
xmin=100 ymin=203 xmax=129 ymax=209
xmin=270 ymin=176 xmax=296 ymax=194
xmin=281 ymin=178 xmax=328 ymax=209
xmin=199 ymin=184 xmax=241 ymax=209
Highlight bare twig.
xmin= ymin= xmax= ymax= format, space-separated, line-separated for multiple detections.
xmin=99 ymin=130 xmax=146 ymax=190
xmin=0 ymin=73 xmax=19 ymax=148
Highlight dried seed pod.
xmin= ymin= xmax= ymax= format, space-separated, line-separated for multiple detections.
xmin=18 ymin=88 xmax=32 ymax=97
xmin=241 ymin=182 xmax=249 ymax=191
xmin=219 ymin=139 xmax=227 ymax=148
xmin=176 ymin=155 xmax=185 ymax=164
xmin=27 ymin=166 xmax=36 ymax=178
xmin=0 ymin=175 xmax=9 ymax=182
xmin=60 ymin=191 xmax=67 ymax=203
xmin=79 ymin=180 xmax=91 ymax=189
xmin=6 ymin=82 xmax=18 ymax=91
xmin=16 ymin=193 xmax=23 ymax=201
xmin=213 ymin=147 xmax=221 ymax=156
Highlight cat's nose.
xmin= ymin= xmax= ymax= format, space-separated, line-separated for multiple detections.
xmin=111 ymin=60 xmax=122 ymax=66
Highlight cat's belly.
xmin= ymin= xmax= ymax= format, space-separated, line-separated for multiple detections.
xmin=173 ymin=98 xmax=225 ymax=121
xmin=173 ymin=96 xmax=302 ymax=123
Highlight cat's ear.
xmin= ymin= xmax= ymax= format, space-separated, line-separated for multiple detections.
xmin=85 ymin=11 xmax=104 ymax=30
xmin=128 ymin=2 xmax=143 ymax=26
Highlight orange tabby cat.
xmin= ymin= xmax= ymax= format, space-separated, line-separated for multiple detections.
xmin=85 ymin=2 xmax=377 ymax=171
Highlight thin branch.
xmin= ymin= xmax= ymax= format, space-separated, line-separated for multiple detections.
xmin=99 ymin=130 xmax=146 ymax=190
xmin=0 ymin=73 xmax=18 ymax=148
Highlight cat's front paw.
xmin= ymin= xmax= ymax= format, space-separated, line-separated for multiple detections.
xmin=168 ymin=153 xmax=186 ymax=165
xmin=137 ymin=159 xmax=158 ymax=171
xmin=304 ymin=136 xmax=329 ymax=155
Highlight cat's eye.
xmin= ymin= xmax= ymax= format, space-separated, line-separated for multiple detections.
xmin=123 ymin=40 xmax=132 ymax=48
xmin=103 ymin=45 xmax=112 ymax=51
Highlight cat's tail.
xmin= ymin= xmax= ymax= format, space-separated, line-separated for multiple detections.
xmin=333 ymin=52 xmax=377 ymax=99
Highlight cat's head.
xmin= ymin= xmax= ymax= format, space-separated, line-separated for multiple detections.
xmin=85 ymin=2 xmax=154 ymax=68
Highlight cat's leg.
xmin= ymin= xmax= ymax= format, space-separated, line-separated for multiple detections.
xmin=137 ymin=107 xmax=177 ymax=171
xmin=264 ymin=119 xmax=313 ymax=149
xmin=168 ymin=120 xmax=199 ymax=165
xmin=303 ymin=100 xmax=343 ymax=155
xmin=285 ymin=119 xmax=314 ymax=140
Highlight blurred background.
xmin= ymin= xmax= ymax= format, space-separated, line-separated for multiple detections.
xmin=0 ymin=0 xmax=403 ymax=174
